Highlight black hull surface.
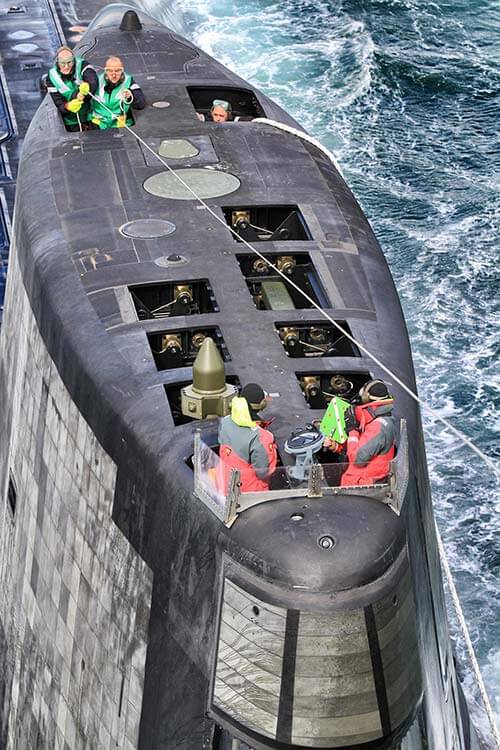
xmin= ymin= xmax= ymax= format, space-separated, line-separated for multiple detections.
xmin=0 ymin=3 xmax=481 ymax=749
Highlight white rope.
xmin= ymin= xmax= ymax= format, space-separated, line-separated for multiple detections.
xmin=435 ymin=521 xmax=500 ymax=748
xmin=84 ymin=94 xmax=499 ymax=480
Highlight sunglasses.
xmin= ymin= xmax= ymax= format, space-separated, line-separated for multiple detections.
xmin=105 ymin=68 xmax=124 ymax=73
xmin=212 ymin=99 xmax=231 ymax=111
xmin=58 ymin=59 xmax=74 ymax=67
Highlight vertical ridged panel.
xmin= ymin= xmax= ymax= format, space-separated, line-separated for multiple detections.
xmin=292 ymin=610 xmax=382 ymax=747
xmin=373 ymin=569 xmax=422 ymax=730
xmin=213 ymin=579 xmax=286 ymax=738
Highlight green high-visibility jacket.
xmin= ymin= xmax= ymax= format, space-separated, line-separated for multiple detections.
xmin=47 ymin=57 xmax=85 ymax=126
xmin=90 ymin=72 xmax=133 ymax=130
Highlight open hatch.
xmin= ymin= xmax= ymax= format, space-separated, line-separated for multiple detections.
xmin=236 ymin=253 xmax=328 ymax=310
xmin=276 ymin=321 xmax=360 ymax=358
xmin=129 ymin=280 xmax=219 ymax=320
xmin=187 ymin=86 xmax=264 ymax=121
xmin=223 ymin=205 xmax=312 ymax=242
xmin=148 ymin=327 xmax=229 ymax=370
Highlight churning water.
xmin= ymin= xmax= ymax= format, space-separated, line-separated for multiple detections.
xmin=142 ymin=0 xmax=500 ymax=737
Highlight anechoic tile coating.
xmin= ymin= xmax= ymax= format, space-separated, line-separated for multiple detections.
xmin=0 ymin=248 xmax=153 ymax=749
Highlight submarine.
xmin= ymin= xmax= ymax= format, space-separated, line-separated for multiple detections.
xmin=0 ymin=3 xmax=485 ymax=748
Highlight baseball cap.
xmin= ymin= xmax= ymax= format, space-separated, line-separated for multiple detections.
xmin=240 ymin=383 xmax=266 ymax=408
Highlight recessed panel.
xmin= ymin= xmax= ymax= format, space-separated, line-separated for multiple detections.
xmin=148 ymin=327 xmax=229 ymax=370
xmin=276 ymin=321 xmax=360 ymax=358
xmin=223 ymin=205 xmax=312 ymax=243
xmin=187 ymin=86 xmax=265 ymax=120
xmin=129 ymin=280 xmax=219 ymax=320
xmin=296 ymin=371 xmax=371 ymax=409
xmin=237 ymin=253 xmax=328 ymax=310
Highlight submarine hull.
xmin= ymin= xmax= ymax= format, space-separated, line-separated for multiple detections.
xmin=0 ymin=3 xmax=481 ymax=749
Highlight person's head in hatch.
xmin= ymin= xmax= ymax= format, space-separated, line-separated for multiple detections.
xmin=55 ymin=46 xmax=75 ymax=75
xmin=240 ymin=383 xmax=268 ymax=419
xmin=104 ymin=56 xmax=125 ymax=85
xmin=210 ymin=99 xmax=232 ymax=122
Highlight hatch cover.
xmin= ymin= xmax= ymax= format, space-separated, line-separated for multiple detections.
xmin=119 ymin=219 xmax=176 ymax=239
xmin=159 ymin=139 xmax=200 ymax=159
xmin=144 ymin=169 xmax=240 ymax=201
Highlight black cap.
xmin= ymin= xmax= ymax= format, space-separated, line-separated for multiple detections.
xmin=240 ymin=383 xmax=265 ymax=407
xmin=362 ymin=379 xmax=389 ymax=400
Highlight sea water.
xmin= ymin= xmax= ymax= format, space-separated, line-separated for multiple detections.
xmin=142 ymin=0 xmax=500 ymax=737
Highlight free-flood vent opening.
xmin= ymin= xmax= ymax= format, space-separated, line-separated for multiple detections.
xmin=129 ymin=280 xmax=219 ymax=320
xmin=223 ymin=205 xmax=312 ymax=243
xmin=297 ymin=371 xmax=372 ymax=409
xmin=165 ymin=376 xmax=240 ymax=425
xmin=7 ymin=473 xmax=17 ymax=518
xmin=236 ymin=253 xmax=328 ymax=310
xmin=148 ymin=327 xmax=229 ymax=370
xmin=276 ymin=321 xmax=360 ymax=358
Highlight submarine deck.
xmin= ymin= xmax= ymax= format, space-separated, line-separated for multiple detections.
xmin=12 ymin=5 xmax=418 ymax=592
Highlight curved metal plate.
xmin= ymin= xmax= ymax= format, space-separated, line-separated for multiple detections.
xmin=143 ymin=169 xmax=241 ymax=200
xmin=119 ymin=219 xmax=176 ymax=239
xmin=159 ymin=139 xmax=200 ymax=159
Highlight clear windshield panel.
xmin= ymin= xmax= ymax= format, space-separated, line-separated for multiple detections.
xmin=194 ymin=436 xmax=401 ymax=525
xmin=322 ymin=461 xmax=392 ymax=489
xmin=267 ymin=466 xmax=299 ymax=491
xmin=241 ymin=461 xmax=390 ymax=493
xmin=195 ymin=438 xmax=228 ymax=519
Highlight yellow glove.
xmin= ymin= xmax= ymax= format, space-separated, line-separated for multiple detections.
xmin=116 ymin=114 xmax=126 ymax=128
xmin=66 ymin=99 xmax=82 ymax=113
xmin=79 ymin=82 xmax=90 ymax=96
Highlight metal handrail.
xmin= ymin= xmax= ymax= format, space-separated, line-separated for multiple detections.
xmin=193 ymin=420 xmax=409 ymax=527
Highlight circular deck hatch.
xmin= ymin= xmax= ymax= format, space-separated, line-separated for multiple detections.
xmin=159 ymin=139 xmax=199 ymax=159
xmin=119 ymin=219 xmax=176 ymax=239
xmin=8 ymin=30 xmax=34 ymax=39
xmin=143 ymin=168 xmax=240 ymax=200
xmin=12 ymin=43 xmax=38 ymax=53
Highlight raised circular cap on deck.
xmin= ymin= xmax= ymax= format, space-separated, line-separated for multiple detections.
xmin=143 ymin=169 xmax=241 ymax=201
xmin=159 ymin=139 xmax=200 ymax=159
xmin=119 ymin=219 xmax=176 ymax=239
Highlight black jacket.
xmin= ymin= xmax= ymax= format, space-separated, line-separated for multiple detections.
xmin=48 ymin=60 xmax=98 ymax=117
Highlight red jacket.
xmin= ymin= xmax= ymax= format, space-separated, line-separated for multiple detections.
xmin=341 ymin=400 xmax=395 ymax=486
xmin=218 ymin=398 xmax=277 ymax=493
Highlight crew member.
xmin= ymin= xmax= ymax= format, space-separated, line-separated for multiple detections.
xmin=325 ymin=379 xmax=396 ymax=486
xmin=47 ymin=46 xmax=98 ymax=131
xmin=218 ymin=383 xmax=277 ymax=493
xmin=197 ymin=99 xmax=233 ymax=122
xmin=89 ymin=56 xmax=145 ymax=129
